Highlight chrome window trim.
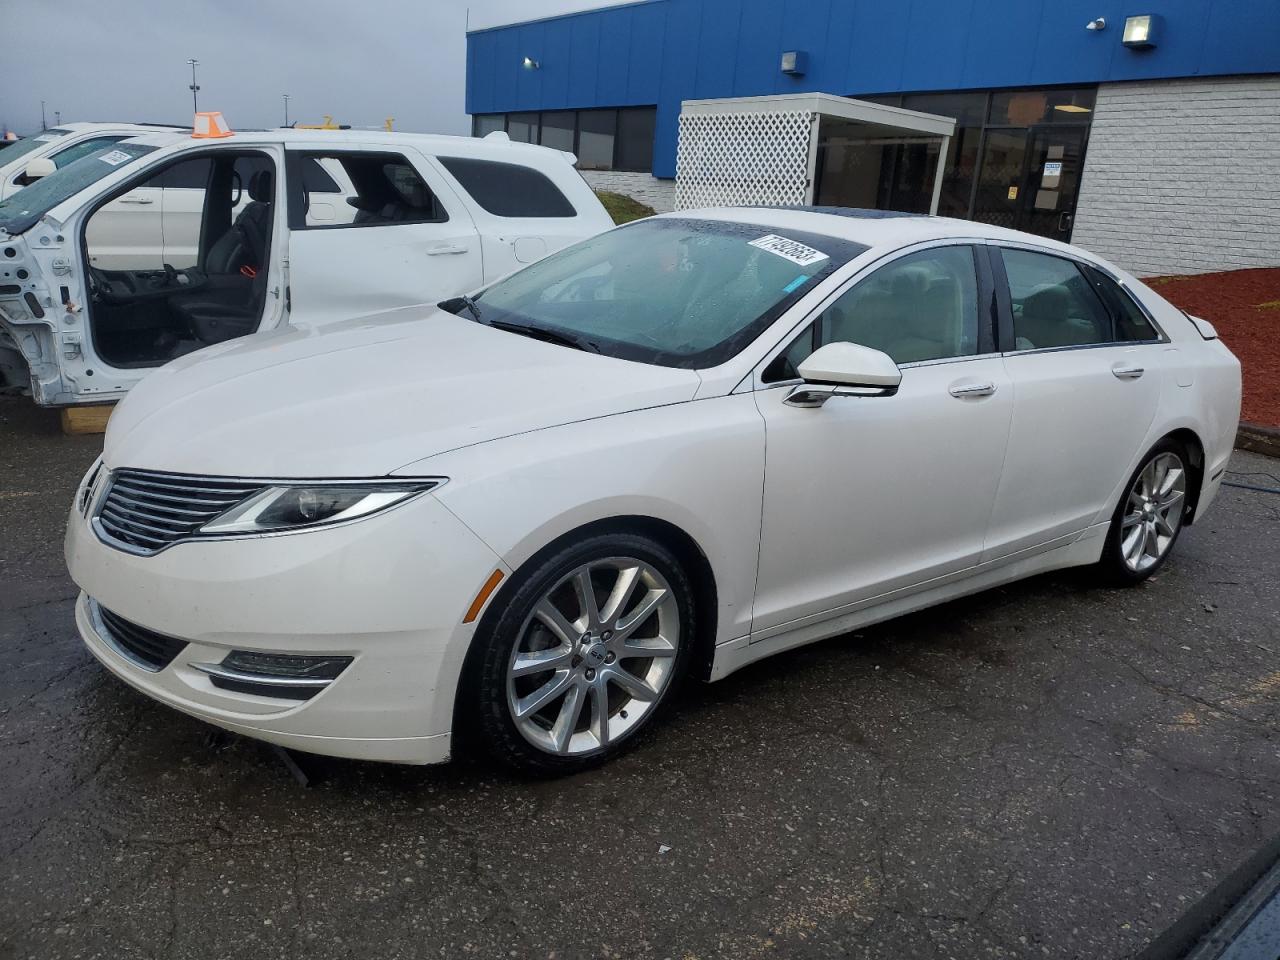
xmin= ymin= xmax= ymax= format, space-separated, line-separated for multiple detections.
xmin=90 ymin=469 xmax=446 ymax=557
xmin=745 ymin=237 xmax=995 ymax=392
xmin=987 ymin=240 xmax=1169 ymax=352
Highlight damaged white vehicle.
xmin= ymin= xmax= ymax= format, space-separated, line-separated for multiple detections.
xmin=0 ymin=127 xmax=612 ymax=406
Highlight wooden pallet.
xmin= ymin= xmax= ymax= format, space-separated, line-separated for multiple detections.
xmin=60 ymin=403 xmax=115 ymax=436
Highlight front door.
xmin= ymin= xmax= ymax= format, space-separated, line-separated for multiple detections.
xmin=750 ymin=243 xmax=1013 ymax=635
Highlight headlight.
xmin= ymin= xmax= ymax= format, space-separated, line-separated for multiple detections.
xmin=199 ymin=481 xmax=439 ymax=535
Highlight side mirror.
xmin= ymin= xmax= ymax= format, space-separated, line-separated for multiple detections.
xmin=20 ymin=157 xmax=56 ymax=184
xmin=787 ymin=341 xmax=901 ymax=407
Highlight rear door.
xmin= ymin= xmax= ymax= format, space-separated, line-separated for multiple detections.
xmin=283 ymin=144 xmax=481 ymax=325
xmin=982 ymin=244 xmax=1166 ymax=561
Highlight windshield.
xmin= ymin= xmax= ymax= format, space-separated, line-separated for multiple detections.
xmin=0 ymin=142 xmax=157 ymax=235
xmin=470 ymin=218 xmax=867 ymax=368
xmin=0 ymin=129 xmax=72 ymax=168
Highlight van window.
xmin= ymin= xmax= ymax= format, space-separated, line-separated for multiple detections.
xmin=289 ymin=152 xmax=446 ymax=228
xmin=438 ymin=157 xmax=576 ymax=218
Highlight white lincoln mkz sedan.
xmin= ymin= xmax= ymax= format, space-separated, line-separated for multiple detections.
xmin=66 ymin=208 xmax=1241 ymax=775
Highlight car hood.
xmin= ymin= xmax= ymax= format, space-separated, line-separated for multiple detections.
xmin=104 ymin=306 xmax=702 ymax=477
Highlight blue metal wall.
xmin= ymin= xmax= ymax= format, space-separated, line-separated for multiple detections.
xmin=466 ymin=0 xmax=1280 ymax=178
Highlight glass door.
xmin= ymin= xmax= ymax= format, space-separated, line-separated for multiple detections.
xmin=972 ymin=125 xmax=1088 ymax=241
xmin=971 ymin=129 xmax=1028 ymax=231
xmin=1017 ymin=125 xmax=1088 ymax=241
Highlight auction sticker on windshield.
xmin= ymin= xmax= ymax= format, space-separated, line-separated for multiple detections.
xmin=749 ymin=234 xmax=830 ymax=268
xmin=99 ymin=150 xmax=132 ymax=166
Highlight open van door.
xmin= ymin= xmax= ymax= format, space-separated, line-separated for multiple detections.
xmin=0 ymin=141 xmax=289 ymax=406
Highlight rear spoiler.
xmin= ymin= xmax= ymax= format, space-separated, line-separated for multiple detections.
xmin=1185 ymin=312 xmax=1218 ymax=340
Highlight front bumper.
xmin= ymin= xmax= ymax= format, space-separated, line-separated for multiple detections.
xmin=66 ymin=491 xmax=507 ymax=765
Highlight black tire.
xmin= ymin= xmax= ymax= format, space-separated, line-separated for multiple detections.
xmin=468 ymin=530 xmax=695 ymax=776
xmin=1098 ymin=438 xmax=1191 ymax=586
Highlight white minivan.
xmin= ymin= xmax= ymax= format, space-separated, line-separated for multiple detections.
xmin=0 ymin=127 xmax=614 ymax=406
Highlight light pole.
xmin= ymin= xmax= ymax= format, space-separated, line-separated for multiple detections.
xmin=283 ymin=94 xmax=290 ymax=127
xmin=187 ymin=58 xmax=201 ymax=114
xmin=40 ymin=100 xmax=47 ymax=130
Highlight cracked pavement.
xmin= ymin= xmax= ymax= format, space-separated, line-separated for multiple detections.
xmin=1 ymin=394 xmax=1278 ymax=959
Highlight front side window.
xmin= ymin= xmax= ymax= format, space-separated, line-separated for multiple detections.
xmin=1001 ymin=248 xmax=1113 ymax=350
xmin=766 ymin=245 xmax=979 ymax=381
xmin=51 ymin=136 xmax=129 ymax=169
xmin=438 ymin=157 xmax=575 ymax=218
xmin=0 ymin=142 xmax=157 ymax=235
xmin=290 ymin=152 xmax=445 ymax=228
xmin=460 ymin=217 xmax=867 ymax=368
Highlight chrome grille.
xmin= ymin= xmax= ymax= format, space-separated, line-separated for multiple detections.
xmin=96 ymin=470 xmax=265 ymax=554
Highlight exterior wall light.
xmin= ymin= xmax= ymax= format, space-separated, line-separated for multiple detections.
xmin=780 ymin=51 xmax=808 ymax=76
xmin=522 ymin=56 xmax=540 ymax=70
xmin=1122 ymin=15 xmax=1160 ymax=48
xmin=1085 ymin=17 xmax=1106 ymax=31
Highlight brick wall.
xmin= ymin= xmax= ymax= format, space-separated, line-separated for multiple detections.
xmin=1072 ymin=75 xmax=1280 ymax=276
xmin=580 ymin=170 xmax=676 ymax=213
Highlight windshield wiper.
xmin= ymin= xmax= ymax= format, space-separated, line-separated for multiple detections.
xmin=439 ymin=294 xmax=484 ymax=323
xmin=487 ymin=319 xmax=602 ymax=354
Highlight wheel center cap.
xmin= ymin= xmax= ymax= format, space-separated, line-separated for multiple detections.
xmin=583 ymin=643 xmax=608 ymax=667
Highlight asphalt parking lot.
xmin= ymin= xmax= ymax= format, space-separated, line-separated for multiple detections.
xmin=2 ymin=393 xmax=1278 ymax=960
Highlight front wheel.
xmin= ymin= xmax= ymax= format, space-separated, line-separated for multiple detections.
xmin=1099 ymin=440 xmax=1190 ymax=585
xmin=469 ymin=532 xmax=694 ymax=776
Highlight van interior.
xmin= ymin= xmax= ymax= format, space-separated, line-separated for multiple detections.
xmin=84 ymin=151 xmax=277 ymax=368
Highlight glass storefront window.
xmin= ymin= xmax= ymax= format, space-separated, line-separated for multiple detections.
xmin=616 ymin=108 xmax=657 ymax=172
xmin=577 ymin=110 xmax=617 ymax=170
xmin=989 ymin=87 xmax=1096 ymax=126
xmin=472 ymin=114 xmax=504 ymax=138
xmin=539 ymin=111 xmax=575 ymax=152
xmin=507 ymin=112 xmax=539 ymax=144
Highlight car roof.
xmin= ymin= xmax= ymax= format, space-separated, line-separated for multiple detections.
xmin=115 ymin=128 xmax=575 ymax=165
xmin=668 ymin=205 xmax=1092 ymax=262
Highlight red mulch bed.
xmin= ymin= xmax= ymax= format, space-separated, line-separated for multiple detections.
xmin=1143 ymin=267 xmax=1280 ymax=428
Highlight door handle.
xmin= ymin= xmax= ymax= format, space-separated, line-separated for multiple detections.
xmin=949 ymin=381 xmax=997 ymax=398
xmin=426 ymin=243 xmax=468 ymax=256
xmin=119 ymin=196 xmax=154 ymax=204
xmin=1112 ymin=364 xmax=1145 ymax=380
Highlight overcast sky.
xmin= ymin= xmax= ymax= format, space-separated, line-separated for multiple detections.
xmin=1 ymin=0 xmax=627 ymax=137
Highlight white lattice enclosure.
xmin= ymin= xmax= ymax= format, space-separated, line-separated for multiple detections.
xmin=675 ymin=93 xmax=955 ymax=213
xmin=675 ymin=109 xmax=814 ymax=209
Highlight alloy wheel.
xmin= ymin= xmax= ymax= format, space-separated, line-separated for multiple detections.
xmin=505 ymin=557 xmax=681 ymax=756
xmin=1120 ymin=452 xmax=1186 ymax=572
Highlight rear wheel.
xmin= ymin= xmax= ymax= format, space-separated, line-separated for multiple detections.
xmin=1100 ymin=440 xmax=1189 ymax=585
xmin=470 ymin=532 xmax=694 ymax=775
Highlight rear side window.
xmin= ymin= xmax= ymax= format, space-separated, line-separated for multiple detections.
xmin=1000 ymin=248 xmax=1113 ymax=351
xmin=1082 ymin=265 xmax=1160 ymax=342
xmin=300 ymin=158 xmax=340 ymax=193
xmin=438 ymin=157 xmax=576 ymax=218
xmin=288 ymin=151 xmax=447 ymax=228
